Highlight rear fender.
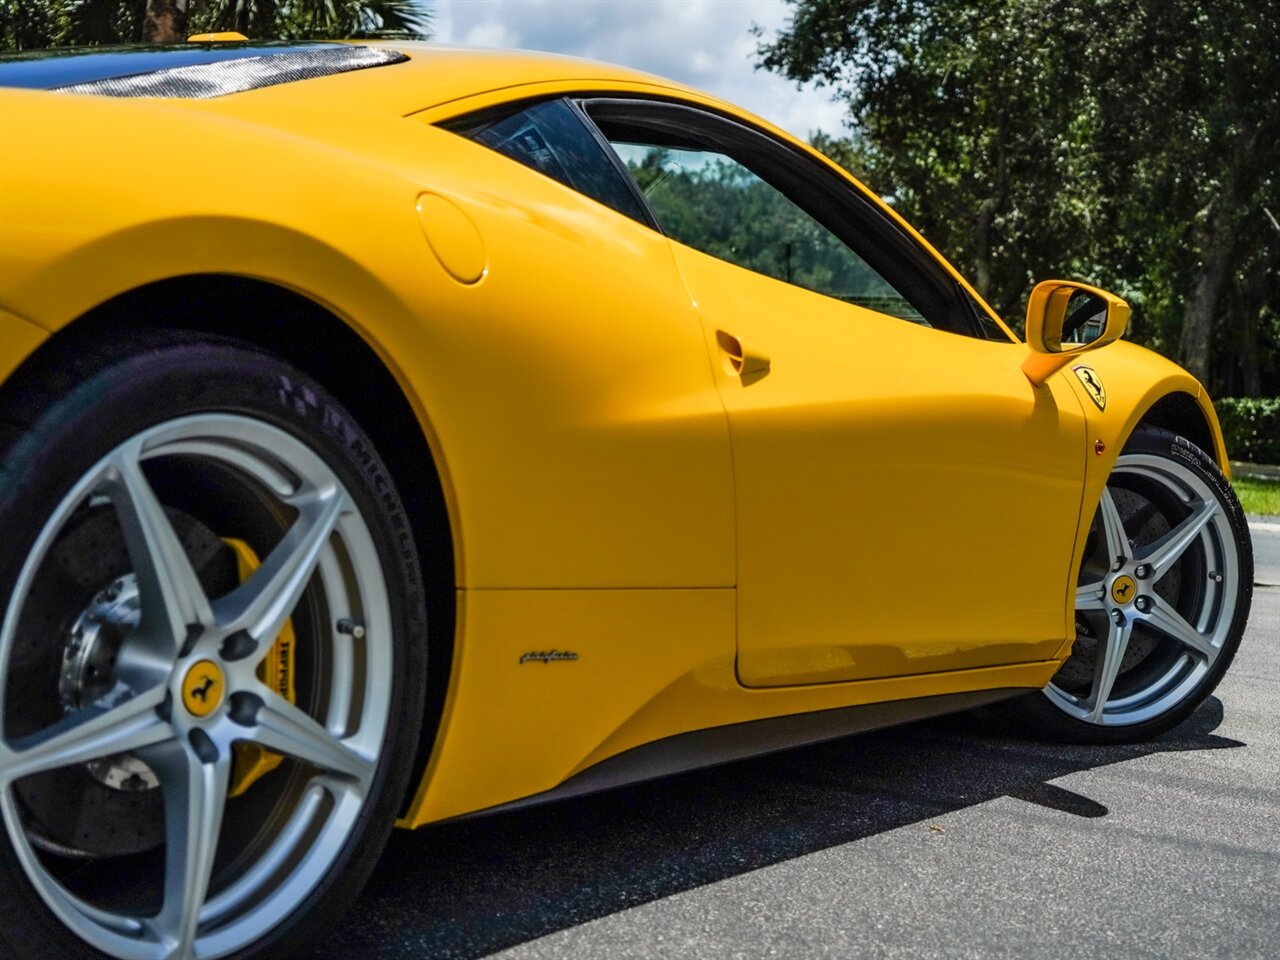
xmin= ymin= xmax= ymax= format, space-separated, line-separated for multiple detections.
xmin=0 ymin=309 xmax=47 ymax=387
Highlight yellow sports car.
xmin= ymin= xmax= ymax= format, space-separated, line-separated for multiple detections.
xmin=0 ymin=39 xmax=1253 ymax=960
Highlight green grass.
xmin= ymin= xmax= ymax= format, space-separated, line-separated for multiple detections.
xmin=1233 ymin=476 xmax=1280 ymax=517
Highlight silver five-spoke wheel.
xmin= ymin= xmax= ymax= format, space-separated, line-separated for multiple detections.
xmin=1039 ymin=428 xmax=1251 ymax=738
xmin=1 ymin=336 xmax=426 ymax=960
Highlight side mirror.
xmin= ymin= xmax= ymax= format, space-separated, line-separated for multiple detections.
xmin=1021 ymin=280 xmax=1129 ymax=385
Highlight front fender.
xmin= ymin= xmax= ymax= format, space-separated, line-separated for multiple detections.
xmin=1052 ymin=339 xmax=1227 ymax=657
xmin=1062 ymin=338 xmax=1226 ymax=486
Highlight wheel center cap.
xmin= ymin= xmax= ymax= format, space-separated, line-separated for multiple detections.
xmin=1110 ymin=574 xmax=1137 ymax=606
xmin=182 ymin=659 xmax=226 ymax=717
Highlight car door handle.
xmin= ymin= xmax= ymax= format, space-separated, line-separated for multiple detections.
xmin=715 ymin=330 xmax=771 ymax=379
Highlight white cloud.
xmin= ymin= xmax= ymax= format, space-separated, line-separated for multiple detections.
xmin=430 ymin=0 xmax=849 ymax=140
xmin=457 ymin=18 xmax=521 ymax=48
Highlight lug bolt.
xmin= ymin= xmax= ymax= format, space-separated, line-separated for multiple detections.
xmin=1110 ymin=609 xmax=1126 ymax=626
xmin=123 ymin=773 xmax=148 ymax=793
xmin=1135 ymin=596 xmax=1151 ymax=613
xmin=1135 ymin=564 xmax=1152 ymax=579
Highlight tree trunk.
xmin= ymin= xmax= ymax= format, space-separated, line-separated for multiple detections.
xmin=973 ymin=195 xmax=994 ymax=300
xmin=1178 ymin=198 xmax=1234 ymax=385
xmin=1234 ymin=284 xmax=1261 ymax=397
xmin=972 ymin=120 xmax=1010 ymax=302
xmin=1233 ymin=210 xmax=1280 ymax=396
xmin=144 ymin=0 xmax=186 ymax=43
xmin=1179 ymin=248 xmax=1231 ymax=386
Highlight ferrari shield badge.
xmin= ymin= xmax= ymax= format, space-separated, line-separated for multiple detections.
xmin=1073 ymin=365 xmax=1107 ymax=410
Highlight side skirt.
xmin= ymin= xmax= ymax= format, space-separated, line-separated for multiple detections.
xmin=449 ymin=686 xmax=1030 ymax=822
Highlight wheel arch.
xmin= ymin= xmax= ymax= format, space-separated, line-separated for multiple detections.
xmin=1134 ymin=389 xmax=1229 ymax=474
xmin=7 ymin=275 xmax=456 ymax=815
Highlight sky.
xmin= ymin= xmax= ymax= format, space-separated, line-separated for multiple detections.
xmin=428 ymin=0 xmax=849 ymax=141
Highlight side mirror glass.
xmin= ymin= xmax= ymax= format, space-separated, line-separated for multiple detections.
xmin=1022 ymin=280 xmax=1129 ymax=385
xmin=1025 ymin=280 xmax=1128 ymax=353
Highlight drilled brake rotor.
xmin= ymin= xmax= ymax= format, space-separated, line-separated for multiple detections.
xmin=12 ymin=506 xmax=236 ymax=857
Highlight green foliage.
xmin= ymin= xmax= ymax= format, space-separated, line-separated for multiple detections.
xmin=1216 ymin=397 xmax=1280 ymax=465
xmin=1232 ymin=477 xmax=1280 ymax=516
xmin=0 ymin=1 xmax=144 ymax=48
xmin=758 ymin=1 xmax=1280 ymax=395
xmin=0 ymin=0 xmax=430 ymax=49
xmin=621 ymin=144 xmax=920 ymax=321
xmin=0 ymin=0 xmax=59 ymax=49
xmin=188 ymin=1 xmax=431 ymax=41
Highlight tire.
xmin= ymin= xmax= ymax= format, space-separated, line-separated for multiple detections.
xmin=1012 ymin=425 xmax=1253 ymax=744
xmin=0 ymin=332 xmax=428 ymax=960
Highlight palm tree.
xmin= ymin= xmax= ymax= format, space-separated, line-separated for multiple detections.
xmin=144 ymin=0 xmax=182 ymax=41
xmin=190 ymin=1 xmax=431 ymax=41
xmin=0 ymin=0 xmax=431 ymax=50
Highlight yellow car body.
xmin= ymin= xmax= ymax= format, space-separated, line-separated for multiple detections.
xmin=0 ymin=42 xmax=1229 ymax=832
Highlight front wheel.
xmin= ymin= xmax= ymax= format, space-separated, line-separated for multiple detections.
xmin=1022 ymin=426 xmax=1252 ymax=743
xmin=0 ymin=333 xmax=427 ymax=959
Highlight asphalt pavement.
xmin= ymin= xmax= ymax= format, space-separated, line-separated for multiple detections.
xmin=311 ymin=520 xmax=1280 ymax=960
xmin=1251 ymin=515 xmax=1280 ymax=586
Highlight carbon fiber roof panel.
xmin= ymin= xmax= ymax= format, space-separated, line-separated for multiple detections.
xmin=8 ymin=45 xmax=407 ymax=99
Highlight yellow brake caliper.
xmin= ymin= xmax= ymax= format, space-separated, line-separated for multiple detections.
xmin=223 ymin=538 xmax=297 ymax=798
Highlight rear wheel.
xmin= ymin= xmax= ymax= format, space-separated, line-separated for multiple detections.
xmin=1023 ymin=426 xmax=1252 ymax=743
xmin=0 ymin=333 xmax=427 ymax=959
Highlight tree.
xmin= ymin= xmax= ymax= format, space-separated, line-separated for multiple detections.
xmin=189 ymin=0 xmax=431 ymax=41
xmin=758 ymin=1 xmax=1097 ymax=319
xmin=144 ymin=0 xmax=182 ymax=42
xmin=757 ymin=0 xmax=1280 ymax=395
xmin=0 ymin=0 xmax=431 ymax=49
xmin=1084 ymin=1 xmax=1279 ymax=388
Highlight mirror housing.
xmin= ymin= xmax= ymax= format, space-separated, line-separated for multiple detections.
xmin=1021 ymin=280 xmax=1129 ymax=385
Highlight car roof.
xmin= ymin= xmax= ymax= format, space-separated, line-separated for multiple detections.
xmin=242 ymin=41 xmax=704 ymax=117
xmin=0 ymin=40 xmax=697 ymax=116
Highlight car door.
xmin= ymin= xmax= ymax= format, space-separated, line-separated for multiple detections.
xmin=584 ymin=99 xmax=1091 ymax=686
xmin=424 ymin=96 xmax=738 ymax=591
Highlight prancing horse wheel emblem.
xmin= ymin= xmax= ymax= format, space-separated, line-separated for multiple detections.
xmin=182 ymin=659 xmax=225 ymax=717
xmin=1110 ymin=575 xmax=1137 ymax=605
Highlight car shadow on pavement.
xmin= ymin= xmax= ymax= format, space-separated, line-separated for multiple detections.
xmin=307 ymin=697 xmax=1242 ymax=960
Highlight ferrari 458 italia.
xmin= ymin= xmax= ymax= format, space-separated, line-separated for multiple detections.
xmin=0 ymin=38 xmax=1253 ymax=960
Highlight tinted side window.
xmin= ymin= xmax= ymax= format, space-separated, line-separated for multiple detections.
xmin=586 ymin=99 xmax=1005 ymax=339
xmin=444 ymin=99 xmax=648 ymax=224
xmin=613 ymin=141 xmax=925 ymax=325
